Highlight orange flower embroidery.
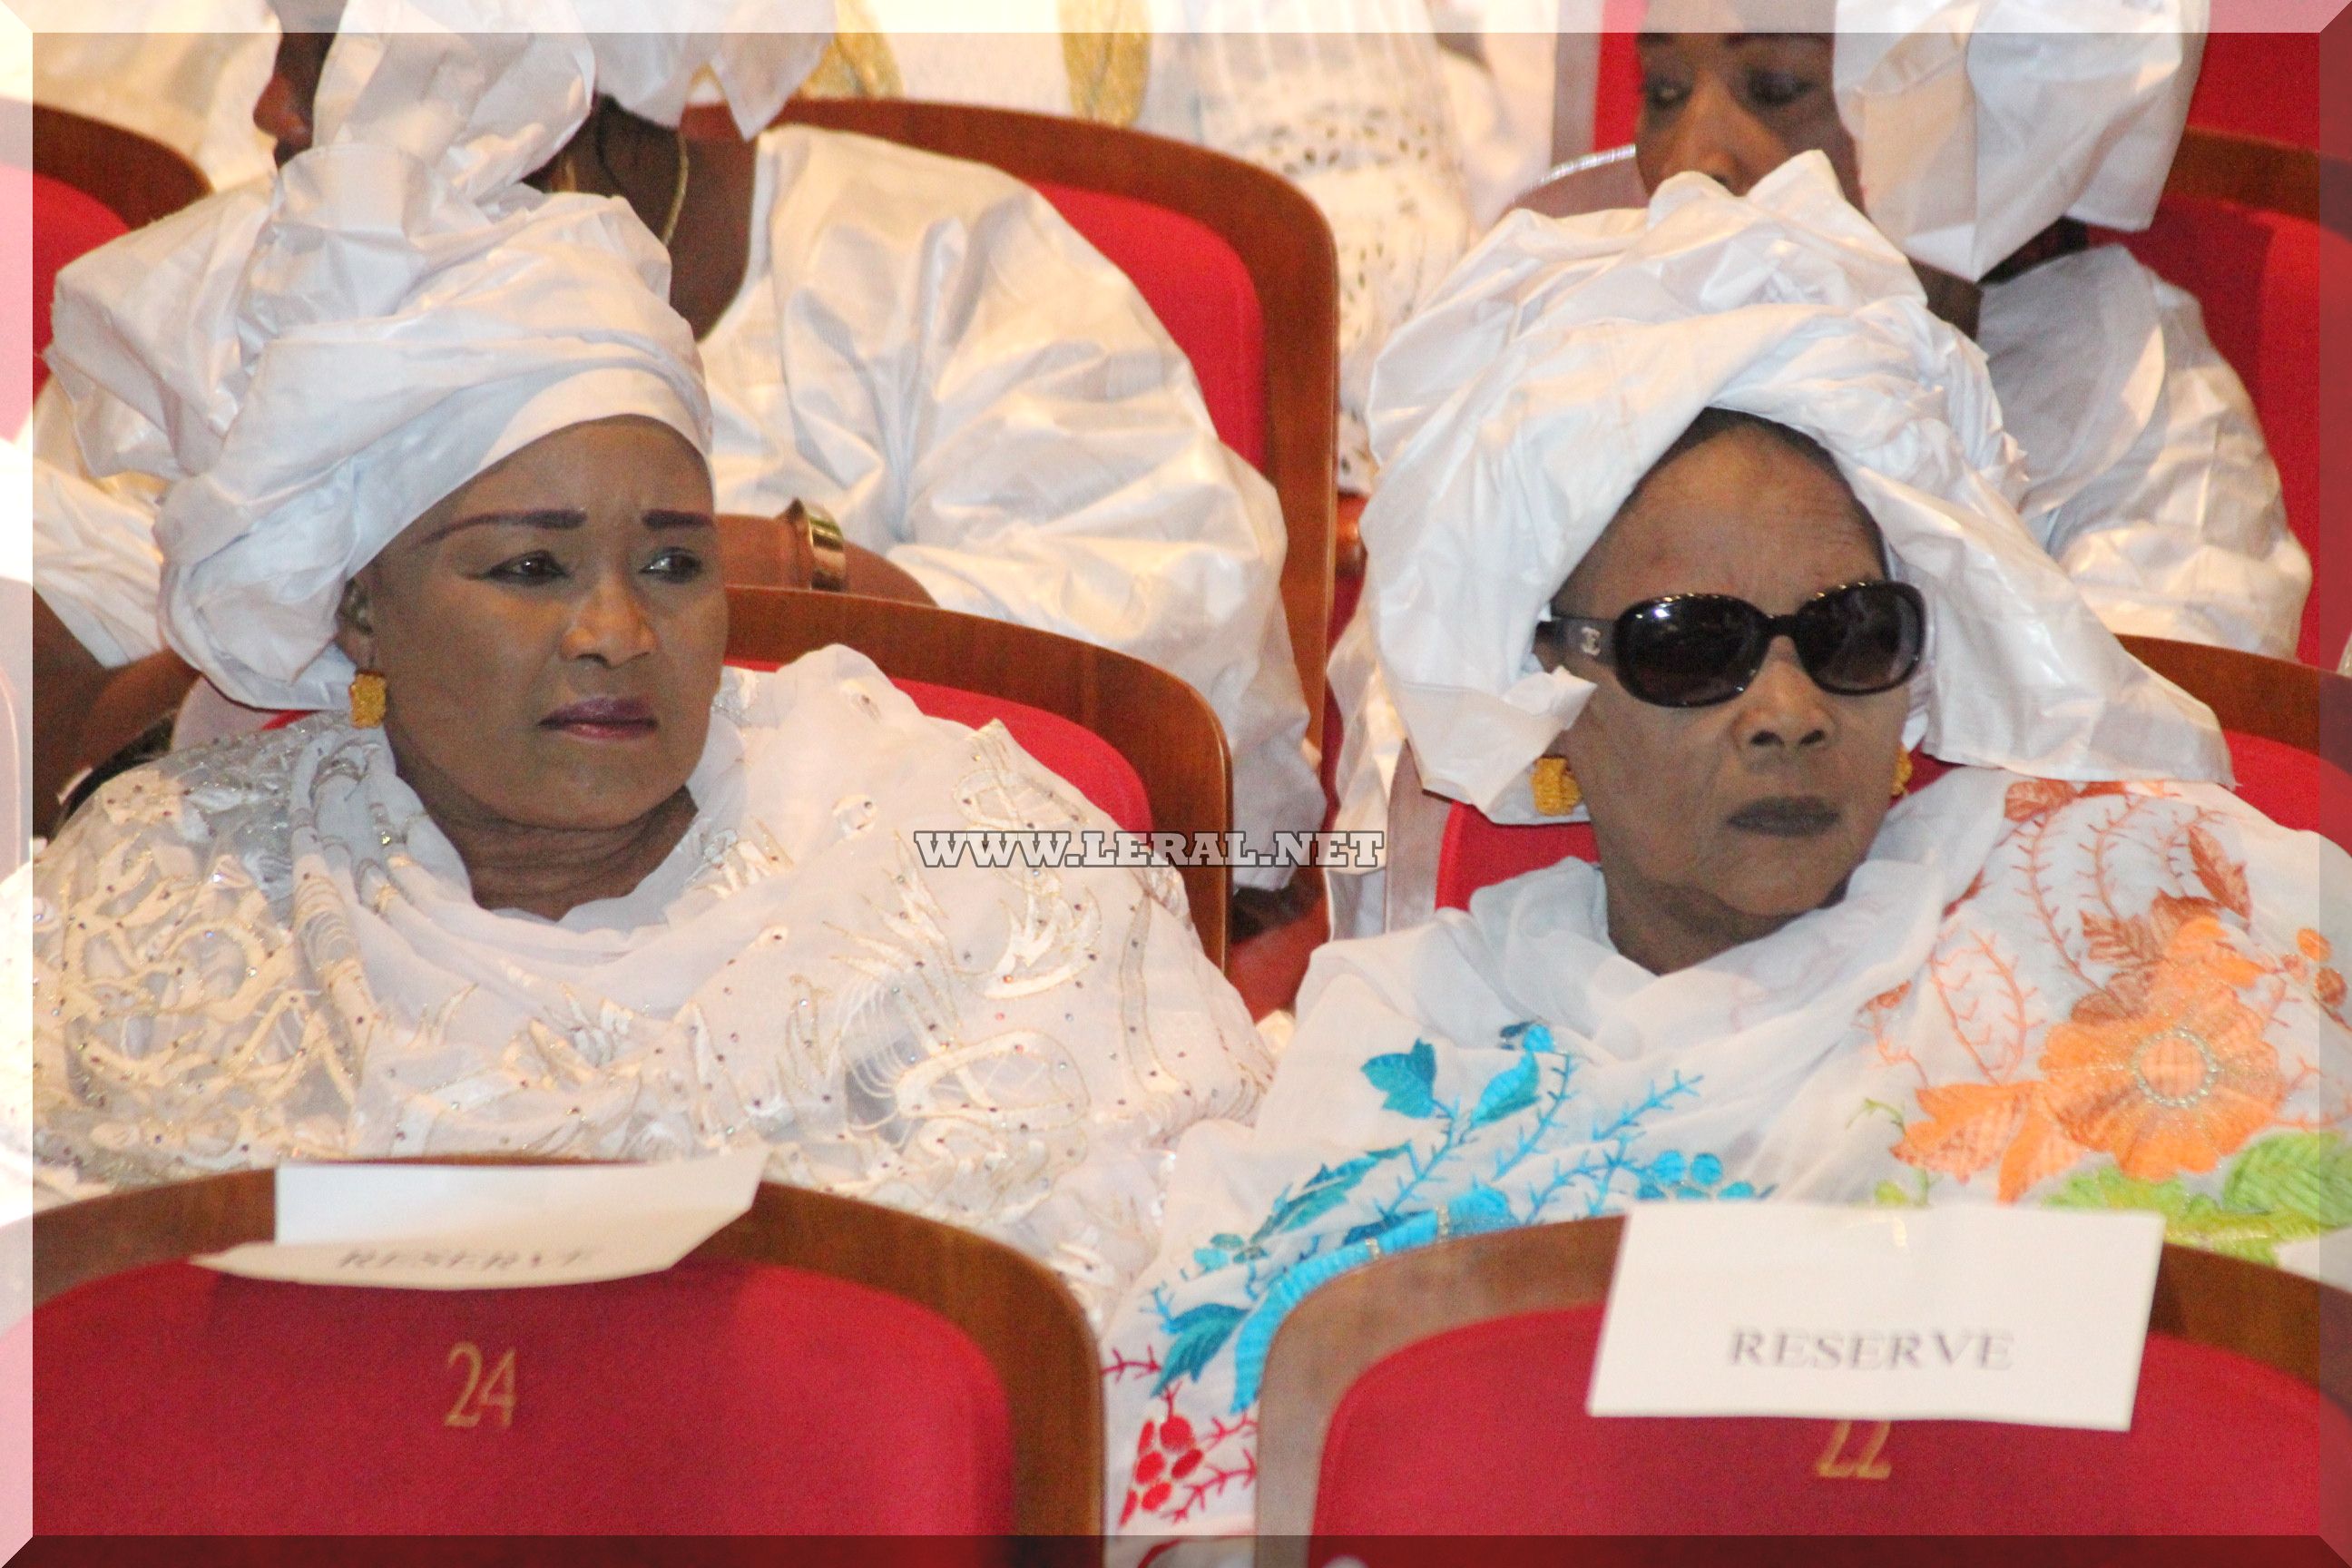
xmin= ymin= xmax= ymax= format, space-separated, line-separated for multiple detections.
xmin=2036 ymin=917 xmax=2284 ymax=1181
xmin=1893 ymin=1081 xmax=2085 ymax=1202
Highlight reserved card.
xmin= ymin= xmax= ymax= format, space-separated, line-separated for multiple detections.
xmin=1587 ymin=1203 xmax=2167 ymax=1429
xmin=197 ymin=1151 xmax=766 ymax=1290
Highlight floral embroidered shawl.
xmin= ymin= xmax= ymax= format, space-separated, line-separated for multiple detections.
xmin=1103 ymin=767 xmax=2351 ymax=1538
xmin=33 ymin=649 xmax=1269 ymax=1319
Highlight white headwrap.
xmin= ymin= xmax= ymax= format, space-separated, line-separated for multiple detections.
xmin=1834 ymin=0 xmax=2206 ymax=280
xmin=574 ymin=0 xmax=829 ymax=139
xmin=47 ymin=12 xmax=710 ymax=710
xmin=1361 ymin=153 xmax=2229 ymax=825
xmin=271 ymin=0 xmax=830 ymax=140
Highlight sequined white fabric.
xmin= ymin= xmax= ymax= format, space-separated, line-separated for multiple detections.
xmin=33 ymin=652 xmax=1270 ymax=1319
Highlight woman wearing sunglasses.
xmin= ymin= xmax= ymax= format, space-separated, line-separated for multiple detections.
xmin=1102 ymin=158 xmax=2350 ymax=1546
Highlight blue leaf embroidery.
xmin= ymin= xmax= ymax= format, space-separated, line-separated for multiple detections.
xmin=1362 ymin=1039 xmax=1440 ymax=1118
xmin=1153 ymin=1302 xmax=1247 ymax=1395
xmin=1470 ymin=1050 xmax=1540 ymax=1127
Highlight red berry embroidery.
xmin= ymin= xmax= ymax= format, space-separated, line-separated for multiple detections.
xmin=1170 ymin=1449 xmax=1202 ymax=1480
xmin=1159 ymin=1415 xmax=1195 ymax=1451
xmin=1142 ymin=1481 xmax=1172 ymax=1513
xmin=1120 ymin=1490 xmax=1138 ymax=1526
xmin=1135 ymin=1421 xmax=1157 ymax=1455
xmin=1135 ymin=1450 xmax=1166 ymax=1485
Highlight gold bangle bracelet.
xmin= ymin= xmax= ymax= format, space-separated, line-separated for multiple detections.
xmin=786 ymin=499 xmax=849 ymax=593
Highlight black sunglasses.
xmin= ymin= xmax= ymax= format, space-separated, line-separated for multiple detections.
xmin=1537 ymin=579 xmax=1926 ymax=709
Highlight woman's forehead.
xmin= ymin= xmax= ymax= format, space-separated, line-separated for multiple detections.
xmin=1570 ymin=428 xmax=1883 ymax=605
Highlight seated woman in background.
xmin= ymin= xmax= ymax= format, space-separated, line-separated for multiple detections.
xmin=31 ymin=34 xmax=1269 ymax=1325
xmin=40 ymin=0 xmax=1321 ymax=906
xmin=1104 ymin=159 xmax=2348 ymax=1542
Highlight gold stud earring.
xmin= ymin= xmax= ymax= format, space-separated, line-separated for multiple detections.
xmin=349 ymin=670 xmax=387 ymax=729
xmin=1891 ymin=750 xmax=1915 ymax=799
xmin=1532 ymin=755 xmax=1583 ymax=816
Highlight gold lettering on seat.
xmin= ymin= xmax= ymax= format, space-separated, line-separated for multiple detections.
xmin=1813 ymin=1419 xmax=1893 ymax=1480
xmin=446 ymin=1342 xmax=518 ymax=1430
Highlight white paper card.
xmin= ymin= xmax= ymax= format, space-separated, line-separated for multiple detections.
xmin=196 ymin=1151 xmax=766 ymax=1290
xmin=1587 ymin=1204 xmax=2167 ymax=1429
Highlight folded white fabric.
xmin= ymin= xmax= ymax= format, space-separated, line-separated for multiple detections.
xmin=1834 ymin=0 xmax=2205 ymax=280
xmin=48 ymin=6 xmax=709 ymax=710
xmin=1360 ymin=153 xmax=2230 ymax=824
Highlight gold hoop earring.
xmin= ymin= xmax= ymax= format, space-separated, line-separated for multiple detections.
xmin=1532 ymin=756 xmax=1583 ymax=817
xmin=1891 ymin=750 xmax=1915 ymax=799
xmin=349 ymin=671 xmax=387 ymax=729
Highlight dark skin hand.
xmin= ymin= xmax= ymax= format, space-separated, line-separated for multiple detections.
xmin=32 ymin=595 xmax=198 ymax=839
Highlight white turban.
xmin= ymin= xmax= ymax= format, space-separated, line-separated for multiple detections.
xmin=47 ymin=14 xmax=710 ymax=710
xmin=1834 ymin=0 xmax=2206 ymax=280
xmin=1361 ymin=153 xmax=2229 ymax=824
xmin=272 ymin=0 xmax=831 ymax=141
xmin=574 ymin=0 xmax=830 ymax=140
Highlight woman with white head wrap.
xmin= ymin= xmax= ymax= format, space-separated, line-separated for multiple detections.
xmin=235 ymin=0 xmax=1323 ymax=898
xmin=1626 ymin=0 xmax=2309 ymax=657
xmin=1102 ymin=159 xmax=2349 ymax=1544
xmin=1324 ymin=0 xmax=2303 ymax=937
xmin=33 ymin=21 xmax=1271 ymax=1326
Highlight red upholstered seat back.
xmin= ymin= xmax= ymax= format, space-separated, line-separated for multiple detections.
xmin=1308 ymin=1303 xmax=2331 ymax=1541
xmin=1435 ymin=740 xmax=2346 ymax=912
xmin=34 ymin=1258 xmax=1015 ymax=1534
xmin=1030 ymin=181 xmax=1268 ymax=470
xmin=265 ymin=666 xmax=1155 ymax=836
xmin=30 ymin=170 xmax=129 ymax=406
xmin=2114 ymin=210 xmax=2339 ymax=665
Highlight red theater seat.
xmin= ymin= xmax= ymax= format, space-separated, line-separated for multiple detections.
xmin=759 ymin=98 xmax=1338 ymax=754
xmin=34 ymin=1171 xmax=1102 ymax=1535
xmin=1254 ymin=1216 xmax=2343 ymax=1556
xmin=30 ymin=173 xmax=126 ymax=399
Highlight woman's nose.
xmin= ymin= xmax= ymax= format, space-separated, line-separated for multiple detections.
xmin=252 ymin=74 xmax=312 ymax=161
xmin=1652 ymin=78 xmax=1779 ymax=195
xmin=1729 ymin=642 xmax=1834 ymax=752
xmin=561 ymin=573 xmax=659 ymax=665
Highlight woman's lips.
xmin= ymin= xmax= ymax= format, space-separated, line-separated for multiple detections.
xmin=540 ymin=697 xmax=657 ymax=740
xmin=1727 ymin=796 xmax=1842 ymax=838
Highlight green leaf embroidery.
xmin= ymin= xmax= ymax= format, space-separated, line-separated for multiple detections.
xmin=2045 ymin=1165 xmax=2333 ymax=1264
xmin=2220 ymin=1133 xmax=2352 ymax=1228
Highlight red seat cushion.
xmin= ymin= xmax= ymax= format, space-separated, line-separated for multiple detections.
xmin=266 ymin=666 xmax=1155 ymax=837
xmin=34 ymin=1258 xmax=1014 ymax=1534
xmin=1310 ymin=1303 xmax=2331 ymax=1540
xmin=1031 ymin=181 xmax=1267 ymax=472
xmin=30 ymin=171 xmax=130 ymax=413
xmin=1435 ymin=740 xmax=2344 ymax=912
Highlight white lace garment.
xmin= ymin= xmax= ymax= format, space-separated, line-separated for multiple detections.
xmin=33 ymin=649 xmax=1271 ymax=1319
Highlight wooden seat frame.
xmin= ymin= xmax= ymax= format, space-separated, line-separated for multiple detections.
xmin=728 ymin=586 xmax=1233 ymax=965
xmin=1254 ymin=1212 xmax=2344 ymax=1561
xmin=740 ymin=97 xmax=1341 ymax=752
xmin=34 ymin=1166 xmax=1105 ymax=1537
